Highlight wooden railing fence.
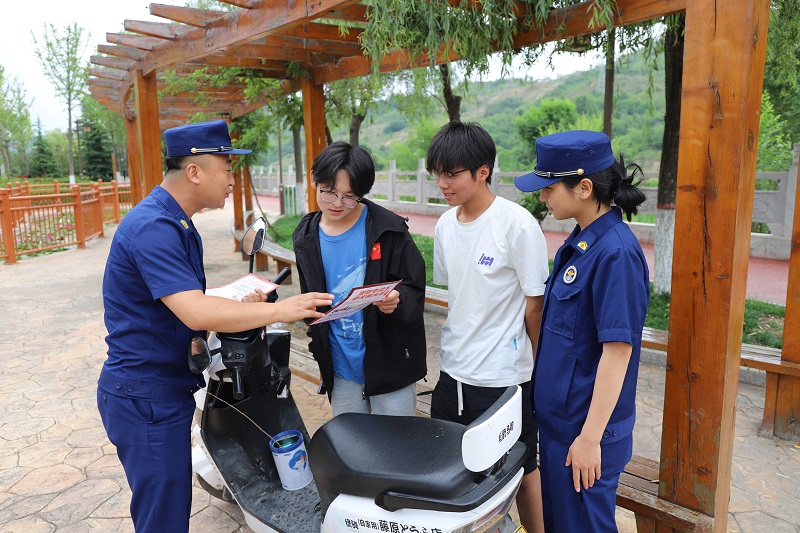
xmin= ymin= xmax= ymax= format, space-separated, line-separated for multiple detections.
xmin=0 ymin=180 xmax=132 ymax=265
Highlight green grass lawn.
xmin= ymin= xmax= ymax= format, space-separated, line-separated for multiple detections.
xmin=268 ymin=216 xmax=785 ymax=349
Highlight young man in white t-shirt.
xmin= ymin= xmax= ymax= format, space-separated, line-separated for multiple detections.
xmin=428 ymin=121 xmax=549 ymax=533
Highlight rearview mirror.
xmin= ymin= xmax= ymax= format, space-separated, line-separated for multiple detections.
xmin=189 ymin=336 xmax=212 ymax=375
xmin=242 ymin=217 xmax=268 ymax=256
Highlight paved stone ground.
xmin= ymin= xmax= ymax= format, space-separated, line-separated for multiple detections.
xmin=1 ymin=202 xmax=798 ymax=532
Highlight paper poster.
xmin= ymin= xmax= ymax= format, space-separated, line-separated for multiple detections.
xmin=206 ymin=273 xmax=278 ymax=301
xmin=310 ymin=280 xmax=402 ymax=325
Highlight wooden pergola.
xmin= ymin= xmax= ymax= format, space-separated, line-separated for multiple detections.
xmin=89 ymin=1 xmax=800 ymax=531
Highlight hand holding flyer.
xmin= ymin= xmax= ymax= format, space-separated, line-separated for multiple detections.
xmin=206 ymin=274 xmax=278 ymax=301
xmin=310 ymin=280 xmax=402 ymax=325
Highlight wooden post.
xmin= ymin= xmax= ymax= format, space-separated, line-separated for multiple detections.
xmin=125 ymin=116 xmax=143 ymax=205
xmin=772 ymin=157 xmax=800 ymax=441
xmin=72 ymin=185 xmax=86 ymax=249
xmin=133 ymin=70 xmax=162 ymax=197
xmin=659 ymin=0 xmax=770 ymax=529
xmin=111 ymin=180 xmax=121 ymax=223
xmin=92 ymin=182 xmax=105 ymax=238
xmin=0 ymin=189 xmax=16 ymax=265
xmin=302 ymin=77 xmax=326 ymax=213
xmin=53 ymin=180 xmax=60 ymax=194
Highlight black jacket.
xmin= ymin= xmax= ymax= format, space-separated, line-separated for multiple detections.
xmin=292 ymin=199 xmax=427 ymax=399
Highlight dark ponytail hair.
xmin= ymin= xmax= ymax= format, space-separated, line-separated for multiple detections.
xmin=562 ymin=154 xmax=646 ymax=221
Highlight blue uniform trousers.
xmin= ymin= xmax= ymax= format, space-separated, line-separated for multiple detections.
xmin=539 ymin=430 xmax=632 ymax=533
xmin=97 ymin=387 xmax=195 ymax=532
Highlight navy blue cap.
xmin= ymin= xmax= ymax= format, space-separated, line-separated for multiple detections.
xmin=514 ymin=130 xmax=615 ymax=192
xmin=164 ymin=120 xmax=252 ymax=157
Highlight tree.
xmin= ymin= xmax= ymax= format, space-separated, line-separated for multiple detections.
xmin=326 ymin=75 xmax=388 ymax=146
xmin=514 ymin=98 xmax=578 ymax=162
xmin=652 ymin=14 xmax=684 ymax=295
xmin=32 ymin=22 xmax=89 ymax=184
xmin=756 ymin=92 xmax=793 ymax=172
xmin=82 ymin=95 xmax=127 ymax=179
xmin=763 ymin=1 xmax=800 ymax=144
xmin=0 ymin=67 xmax=33 ymax=177
xmin=82 ymin=116 xmax=113 ymax=180
xmin=30 ymin=121 xmax=59 ymax=178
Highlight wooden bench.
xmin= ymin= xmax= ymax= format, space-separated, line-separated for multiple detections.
xmin=617 ymin=455 xmax=713 ymax=532
xmin=642 ymin=326 xmax=800 ymax=435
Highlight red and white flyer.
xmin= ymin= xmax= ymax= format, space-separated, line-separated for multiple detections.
xmin=310 ymin=279 xmax=402 ymax=325
xmin=206 ymin=274 xmax=278 ymax=301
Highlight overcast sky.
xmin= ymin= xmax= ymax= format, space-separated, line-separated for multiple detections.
xmin=0 ymin=1 xmax=601 ymax=134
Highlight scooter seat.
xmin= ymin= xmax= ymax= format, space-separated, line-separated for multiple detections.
xmin=308 ymin=413 xmax=477 ymax=501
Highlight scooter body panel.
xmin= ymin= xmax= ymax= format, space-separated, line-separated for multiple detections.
xmin=320 ymin=469 xmax=522 ymax=533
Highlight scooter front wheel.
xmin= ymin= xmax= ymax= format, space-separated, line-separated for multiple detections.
xmin=197 ymin=473 xmax=234 ymax=502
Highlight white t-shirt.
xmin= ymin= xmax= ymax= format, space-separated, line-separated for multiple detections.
xmin=434 ymin=196 xmax=549 ymax=387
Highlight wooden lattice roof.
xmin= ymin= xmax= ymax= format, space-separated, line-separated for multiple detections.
xmin=88 ymin=0 xmax=684 ymax=129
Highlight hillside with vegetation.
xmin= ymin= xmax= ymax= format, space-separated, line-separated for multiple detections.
xmin=257 ymin=52 xmax=668 ymax=174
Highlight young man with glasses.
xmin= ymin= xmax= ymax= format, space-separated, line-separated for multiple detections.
xmin=292 ymin=141 xmax=427 ymax=417
xmin=427 ymin=121 xmax=548 ymax=533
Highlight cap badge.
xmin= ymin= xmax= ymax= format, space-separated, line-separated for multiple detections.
xmin=563 ymin=265 xmax=578 ymax=284
xmin=576 ymin=169 xmax=584 ymax=176
xmin=577 ymin=241 xmax=588 ymax=251
xmin=180 ymin=219 xmax=189 ymax=230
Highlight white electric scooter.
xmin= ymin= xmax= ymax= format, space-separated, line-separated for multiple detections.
xmin=189 ymin=217 xmax=527 ymax=533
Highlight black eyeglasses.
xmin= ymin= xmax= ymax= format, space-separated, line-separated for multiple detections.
xmin=432 ymin=168 xmax=471 ymax=184
xmin=319 ymin=189 xmax=360 ymax=208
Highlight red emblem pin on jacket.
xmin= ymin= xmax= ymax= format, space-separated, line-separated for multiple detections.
xmin=370 ymin=243 xmax=382 ymax=260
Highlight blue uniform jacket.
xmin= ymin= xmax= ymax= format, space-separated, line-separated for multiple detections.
xmin=532 ymin=207 xmax=649 ymax=445
xmin=100 ymin=186 xmax=205 ymax=400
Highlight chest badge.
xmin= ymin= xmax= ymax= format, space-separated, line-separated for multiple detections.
xmin=577 ymin=241 xmax=588 ymax=251
xmin=370 ymin=243 xmax=382 ymax=260
xmin=563 ymin=265 xmax=578 ymax=284
xmin=180 ymin=219 xmax=189 ymax=230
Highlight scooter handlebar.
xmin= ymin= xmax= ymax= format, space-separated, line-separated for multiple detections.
xmin=272 ymin=267 xmax=291 ymax=286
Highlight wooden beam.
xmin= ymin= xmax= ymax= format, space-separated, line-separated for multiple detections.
xmin=213 ymin=42 xmax=340 ymax=64
xmin=314 ymin=0 xmax=685 ymax=85
xmin=272 ymin=22 xmax=363 ymax=44
xmin=660 ymin=0 xmax=770 ymax=528
xmin=89 ymin=68 xmax=129 ymax=82
xmin=124 ymin=20 xmax=191 ymax=40
xmin=97 ymin=44 xmax=146 ymax=61
xmin=106 ymin=32 xmax=163 ymax=51
xmin=322 ymin=3 xmax=368 ymax=23
xmin=149 ymin=3 xmax=226 ymax=27
xmin=302 ymin=78 xmax=326 ymax=213
xmin=133 ymin=70 xmax=163 ymax=197
xmin=89 ymin=77 xmax=124 ymax=90
xmin=186 ymin=55 xmax=288 ymax=73
xmin=90 ymin=56 xmax=136 ymax=71
xmin=217 ymin=0 xmax=258 ymax=8
xmin=513 ymin=0 xmax=684 ymax=45
xmin=147 ymin=0 xmax=361 ymax=74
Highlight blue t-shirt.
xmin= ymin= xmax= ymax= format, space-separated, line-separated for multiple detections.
xmin=319 ymin=206 xmax=368 ymax=383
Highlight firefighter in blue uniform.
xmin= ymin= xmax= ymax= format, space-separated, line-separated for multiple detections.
xmin=515 ymin=130 xmax=650 ymax=532
xmin=97 ymin=120 xmax=332 ymax=532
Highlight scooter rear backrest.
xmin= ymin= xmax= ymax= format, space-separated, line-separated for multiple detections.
xmin=461 ymin=385 xmax=522 ymax=472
